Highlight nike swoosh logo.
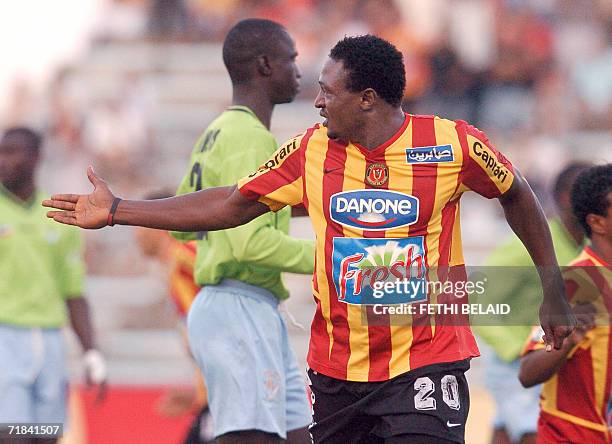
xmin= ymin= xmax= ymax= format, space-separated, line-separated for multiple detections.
xmin=446 ymin=421 xmax=462 ymax=428
xmin=323 ymin=167 xmax=342 ymax=174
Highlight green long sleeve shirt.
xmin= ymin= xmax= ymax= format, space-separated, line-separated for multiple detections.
xmin=172 ymin=106 xmax=314 ymax=300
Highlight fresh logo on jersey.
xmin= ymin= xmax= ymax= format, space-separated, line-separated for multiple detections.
xmin=330 ymin=190 xmax=419 ymax=231
xmin=406 ymin=144 xmax=454 ymax=164
xmin=332 ymin=237 xmax=427 ymax=305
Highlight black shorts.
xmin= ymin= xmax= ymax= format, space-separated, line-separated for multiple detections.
xmin=307 ymin=359 xmax=471 ymax=444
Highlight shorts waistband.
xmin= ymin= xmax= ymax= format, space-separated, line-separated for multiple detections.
xmin=0 ymin=324 xmax=62 ymax=334
xmin=212 ymin=279 xmax=279 ymax=308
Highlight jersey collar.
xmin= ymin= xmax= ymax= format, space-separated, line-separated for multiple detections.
xmin=227 ymin=105 xmax=257 ymax=118
xmin=226 ymin=105 xmax=268 ymax=128
xmin=0 ymin=183 xmax=40 ymax=210
xmin=584 ymin=245 xmax=610 ymax=267
xmin=352 ymin=113 xmax=410 ymax=158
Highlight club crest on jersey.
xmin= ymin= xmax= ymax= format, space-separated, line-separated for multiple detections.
xmin=332 ymin=237 xmax=427 ymax=305
xmin=406 ymin=144 xmax=454 ymax=164
xmin=365 ymin=163 xmax=388 ymax=187
xmin=330 ymin=190 xmax=419 ymax=231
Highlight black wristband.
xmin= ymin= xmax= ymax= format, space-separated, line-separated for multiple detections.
xmin=107 ymin=197 xmax=122 ymax=227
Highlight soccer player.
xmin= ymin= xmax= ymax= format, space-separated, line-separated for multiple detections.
xmin=520 ymin=163 xmax=612 ymax=444
xmin=0 ymin=127 xmax=106 ymax=444
xmin=44 ymin=35 xmax=575 ymax=443
xmin=475 ymin=162 xmax=589 ymax=444
xmin=152 ymin=19 xmax=316 ymax=444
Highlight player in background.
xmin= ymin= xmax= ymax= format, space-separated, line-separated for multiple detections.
xmin=134 ymin=190 xmax=213 ymax=444
xmin=43 ymin=35 xmax=575 ymax=443
xmin=0 ymin=127 xmax=106 ymax=444
xmin=475 ymin=162 xmax=590 ymax=444
xmin=173 ymin=19 xmax=315 ymax=444
xmin=520 ymin=163 xmax=612 ymax=444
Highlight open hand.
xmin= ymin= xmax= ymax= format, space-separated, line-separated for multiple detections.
xmin=43 ymin=166 xmax=115 ymax=229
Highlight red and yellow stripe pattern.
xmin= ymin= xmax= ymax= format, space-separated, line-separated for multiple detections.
xmin=169 ymin=241 xmax=200 ymax=318
xmin=239 ymin=113 xmax=515 ymax=382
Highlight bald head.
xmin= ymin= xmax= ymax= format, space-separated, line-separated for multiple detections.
xmin=222 ymin=18 xmax=292 ymax=86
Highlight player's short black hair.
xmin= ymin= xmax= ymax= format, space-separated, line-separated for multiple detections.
xmin=1 ymin=127 xmax=42 ymax=152
xmin=329 ymin=35 xmax=405 ymax=107
xmin=222 ymin=18 xmax=289 ymax=85
xmin=552 ymin=161 xmax=591 ymax=204
xmin=571 ymin=163 xmax=612 ymax=238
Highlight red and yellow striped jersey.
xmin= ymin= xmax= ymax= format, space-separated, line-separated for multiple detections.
xmin=524 ymin=246 xmax=612 ymax=443
xmin=238 ymin=113 xmax=515 ymax=382
xmin=169 ymin=240 xmax=200 ymax=318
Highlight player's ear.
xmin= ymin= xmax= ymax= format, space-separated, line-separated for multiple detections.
xmin=586 ymin=213 xmax=605 ymax=236
xmin=256 ymin=54 xmax=273 ymax=77
xmin=360 ymin=88 xmax=376 ymax=111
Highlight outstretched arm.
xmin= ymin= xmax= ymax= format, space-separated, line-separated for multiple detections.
xmin=43 ymin=166 xmax=269 ymax=231
xmin=499 ymin=171 xmax=576 ymax=350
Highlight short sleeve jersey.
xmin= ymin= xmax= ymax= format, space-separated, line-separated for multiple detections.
xmin=0 ymin=187 xmax=85 ymax=328
xmin=238 ymin=114 xmax=516 ymax=382
xmin=523 ymin=246 xmax=612 ymax=443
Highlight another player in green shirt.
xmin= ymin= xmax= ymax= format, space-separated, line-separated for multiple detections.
xmin=173 ymin=105 xmax=313 ymax=299
xmin=0 ymin=127 xmax=106 ymax=439
xmin=172 ymin=20 xmax=314 ymax=444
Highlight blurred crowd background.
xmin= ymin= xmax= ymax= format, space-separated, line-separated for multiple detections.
xmin=2 ymin=0 xmax=612 ymax=442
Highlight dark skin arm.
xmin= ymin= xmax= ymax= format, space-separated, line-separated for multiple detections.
xmin=499 ymin=172 xmax=575 ymax=350
xmin=520 ymin=303 xmax=596 ymax=387
xmin=520 ymin=338 xmax=578 ymax=388
xmin=43 ymin=167 xmax=269 ymax=231
xmin=67 ymin=297 xmax=95 ymax=351
xmin=66 ymin=296 xmax=107 ymax=401
xmin=44 ymin=167 xmax=575 ymax=351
